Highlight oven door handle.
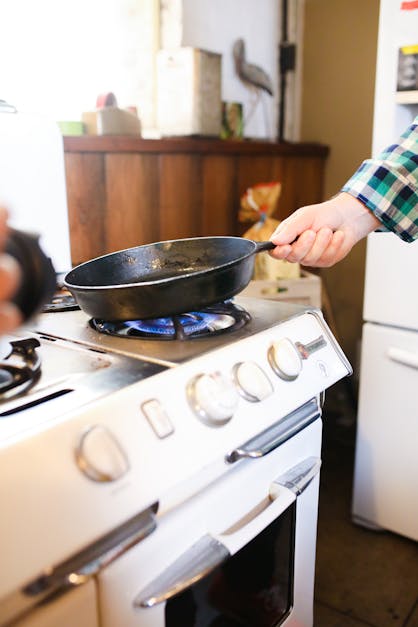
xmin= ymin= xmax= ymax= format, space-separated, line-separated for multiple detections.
xmin=226 ymin=398 xmax=320 ymax=463
xmin=134 ymin=456 xmax=320 ymax=609
xmin=217 ymin=456 xmax=321 ymax=556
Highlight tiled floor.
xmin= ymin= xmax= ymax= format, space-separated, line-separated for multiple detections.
xmin=314 ymin=382 xmax=418 ymax=627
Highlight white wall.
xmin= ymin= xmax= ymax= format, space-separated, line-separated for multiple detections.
xmin=180 ymin=0 xmax=280 ymax=139
xmin=0 ymin=0 xmax=158 ymax=127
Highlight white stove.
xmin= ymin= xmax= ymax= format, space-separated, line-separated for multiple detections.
xmin=0 ymin=296 xmax=351 ymax=627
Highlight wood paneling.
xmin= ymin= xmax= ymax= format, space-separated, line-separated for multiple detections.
xmin=64 ymin=153 xmax=106 ymax=264
xmin=105 ymin=154 xmax=160 ymax=251
xmin=201 ymin=156 xmax=237 ymax=235
xmin=64 ymin=136 xmax=329 ymax=266
xmin=159 ymin=155 xmax=202 ymax=240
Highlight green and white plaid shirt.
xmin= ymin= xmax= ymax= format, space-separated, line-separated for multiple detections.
xmin=341 ymin=116 xmax=418 ymax=242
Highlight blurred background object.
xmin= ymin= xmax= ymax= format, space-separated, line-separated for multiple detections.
xmin=156 ymin=47 xmax=222 ymax=136
xmin=221 ymin=101 xmax=243 ymax=139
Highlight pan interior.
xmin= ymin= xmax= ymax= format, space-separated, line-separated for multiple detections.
xmin=66 ymin=238 xmax=255 ymax=288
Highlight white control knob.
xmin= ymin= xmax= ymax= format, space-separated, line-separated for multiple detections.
xmin=268 ymin=338 xmax=302 ymax=381
xmin=187 ymin=372 xmax=239 ymax=426
xmin=233 ymin=361 xmax=273 ymax=401
xmin=75 ymin=425 xmax=130 ymax=482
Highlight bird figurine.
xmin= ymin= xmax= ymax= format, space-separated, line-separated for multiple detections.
xmin=233 ymin=38 xmax=273 ymax=95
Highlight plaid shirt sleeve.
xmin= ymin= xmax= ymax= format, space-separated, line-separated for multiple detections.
xmin=341 ymin=116 xmax=418 ymax=242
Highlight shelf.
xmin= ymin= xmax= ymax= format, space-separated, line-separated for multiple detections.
xmin=395 ymin=90 xmax=418 ymax=104
xmin=63 ymin=135 xmax=329 ymax=157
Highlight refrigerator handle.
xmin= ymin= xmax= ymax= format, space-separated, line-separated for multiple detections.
xmin=387 ymin=347 xmax=418 ymax=370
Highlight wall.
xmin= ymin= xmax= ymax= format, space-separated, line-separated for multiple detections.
xmin=180 ymin=0 xmax=280 ymax=139
xmin=300 ymin=0 xmax=380 ymax=372
xmin=0 ymin=0 xmax=159 ymax=127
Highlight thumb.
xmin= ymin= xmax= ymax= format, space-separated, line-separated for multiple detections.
xmin=270 ymin=209 xmax=315 ymax=245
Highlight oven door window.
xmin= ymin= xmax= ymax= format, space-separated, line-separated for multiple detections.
xmin=165 ymin=501 xmax=295 ymax=627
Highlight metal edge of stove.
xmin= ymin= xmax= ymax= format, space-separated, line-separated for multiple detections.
xmin=306 ymin=310 xmax=352 ymax=376
xmin=28 ymin=297 xmax=319 ymax=367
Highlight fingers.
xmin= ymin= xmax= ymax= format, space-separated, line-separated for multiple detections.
xmin=0 ymin=303 xmax=23 ymax=335
xmin=0 ymin=208 xmax=23 ymax=333
xmin=270 ymin=229 xmax=353 ymax=268
xmin=0 ymin=246 xmax=23 ymax=334
xmin=313 ymin=230 xmax=346 ymax=267
xmin=0 ymin=254 xmax=21 ymax=301
xmin=270 ymin=207 xmax=318 ymax=246
xmin=0 ymin=207 xmax=9 ymax=249
xmin=286 ymin=228 xmax=333 ymax=264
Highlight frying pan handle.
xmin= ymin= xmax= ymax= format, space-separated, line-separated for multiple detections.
xmin=254 ymin=240 xmax=276 ymax=253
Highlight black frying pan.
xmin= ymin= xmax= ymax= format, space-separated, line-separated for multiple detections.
xmin=64 ymin=236 xmax=275 ymax=321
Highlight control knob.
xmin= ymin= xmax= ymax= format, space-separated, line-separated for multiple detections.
xmin=75 ymin=425 xmax=130 ymax=482
xmin=233 ymin=361 xmax=273 ymax=401
xmin=268 ymin=337 xmax=302 ymax=381
xmin=187 ymin=372 xmax=239 ymax=426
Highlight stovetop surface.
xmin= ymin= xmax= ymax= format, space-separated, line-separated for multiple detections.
xmin=29 ymin=297 xmax=311 ymax=366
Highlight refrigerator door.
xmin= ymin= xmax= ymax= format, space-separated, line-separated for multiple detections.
xmin=0 ymin=107 xmax=71 ymax=273
xmin=352 ymin=322 xmax=418 ymax=541
xmin=363 ymin=232 xmax=418 ymax=331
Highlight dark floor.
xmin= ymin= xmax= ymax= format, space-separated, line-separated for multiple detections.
xmin=314 ymin=382 xmax=418 ymax=627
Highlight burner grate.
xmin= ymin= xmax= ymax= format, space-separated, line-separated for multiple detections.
xmin=90 ymin=301 xmax=251 ymax=340
xmin=0 ymin=338 xmax=41 ymax=401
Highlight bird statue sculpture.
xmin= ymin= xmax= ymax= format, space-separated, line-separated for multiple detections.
xmin=233 ymin=38 xmax=273 ymax=95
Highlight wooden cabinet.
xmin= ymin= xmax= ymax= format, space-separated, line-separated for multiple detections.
xmin=63 ymin=136 xmax=329 ymax=266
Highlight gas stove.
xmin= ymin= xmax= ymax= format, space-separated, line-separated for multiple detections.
xmin=0 ymin=296 xmax=351 ymax=621
xmin=32 ymin=296 xmax=324 ymax=364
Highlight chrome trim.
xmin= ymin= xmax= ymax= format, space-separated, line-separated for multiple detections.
xmin=134 ymin=535 xmax=229 ymax=608
xmin=0 ymin=505 xmax=157 ymax=626
xmin=225 ymin=398 xmax=320 ymax=463
xmin=296 ymin=335 xmax=327 ymax=359
xmin=272 ymin=456 xmax=321 ymax=496
xmin=307 ymin=310 xmax=353 ymax=375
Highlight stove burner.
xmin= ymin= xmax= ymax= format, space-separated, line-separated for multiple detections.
xmin=0 ymin=338 xmax=41 ymax=400
xmin=90 ymin=301 xmax=251 ymax=340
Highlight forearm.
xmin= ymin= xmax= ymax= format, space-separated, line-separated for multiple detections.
xmin=341 ymin=117 xmax=418 ymax=242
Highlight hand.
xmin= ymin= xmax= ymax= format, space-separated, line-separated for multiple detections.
xmin=269 ymin=192 xmax=381 ymax=267
xmin=0 ymin=207 xmax=22 ymax=333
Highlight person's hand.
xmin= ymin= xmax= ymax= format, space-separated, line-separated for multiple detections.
xmin=269 ymin=192 xmax=381 ymax=267
xmin=0 ymin=207 xmax=22 ymax=333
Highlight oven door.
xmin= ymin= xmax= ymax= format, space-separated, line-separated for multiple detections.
xmin=97 ymin=413 xmax=322 ymax=627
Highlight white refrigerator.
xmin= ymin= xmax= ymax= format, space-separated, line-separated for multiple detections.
xmin=351 ymin=0 xmax=418 ymax=541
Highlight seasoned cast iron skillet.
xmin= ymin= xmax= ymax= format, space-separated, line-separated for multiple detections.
xmin=64 ymin=236 xmax=275 ymax=321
